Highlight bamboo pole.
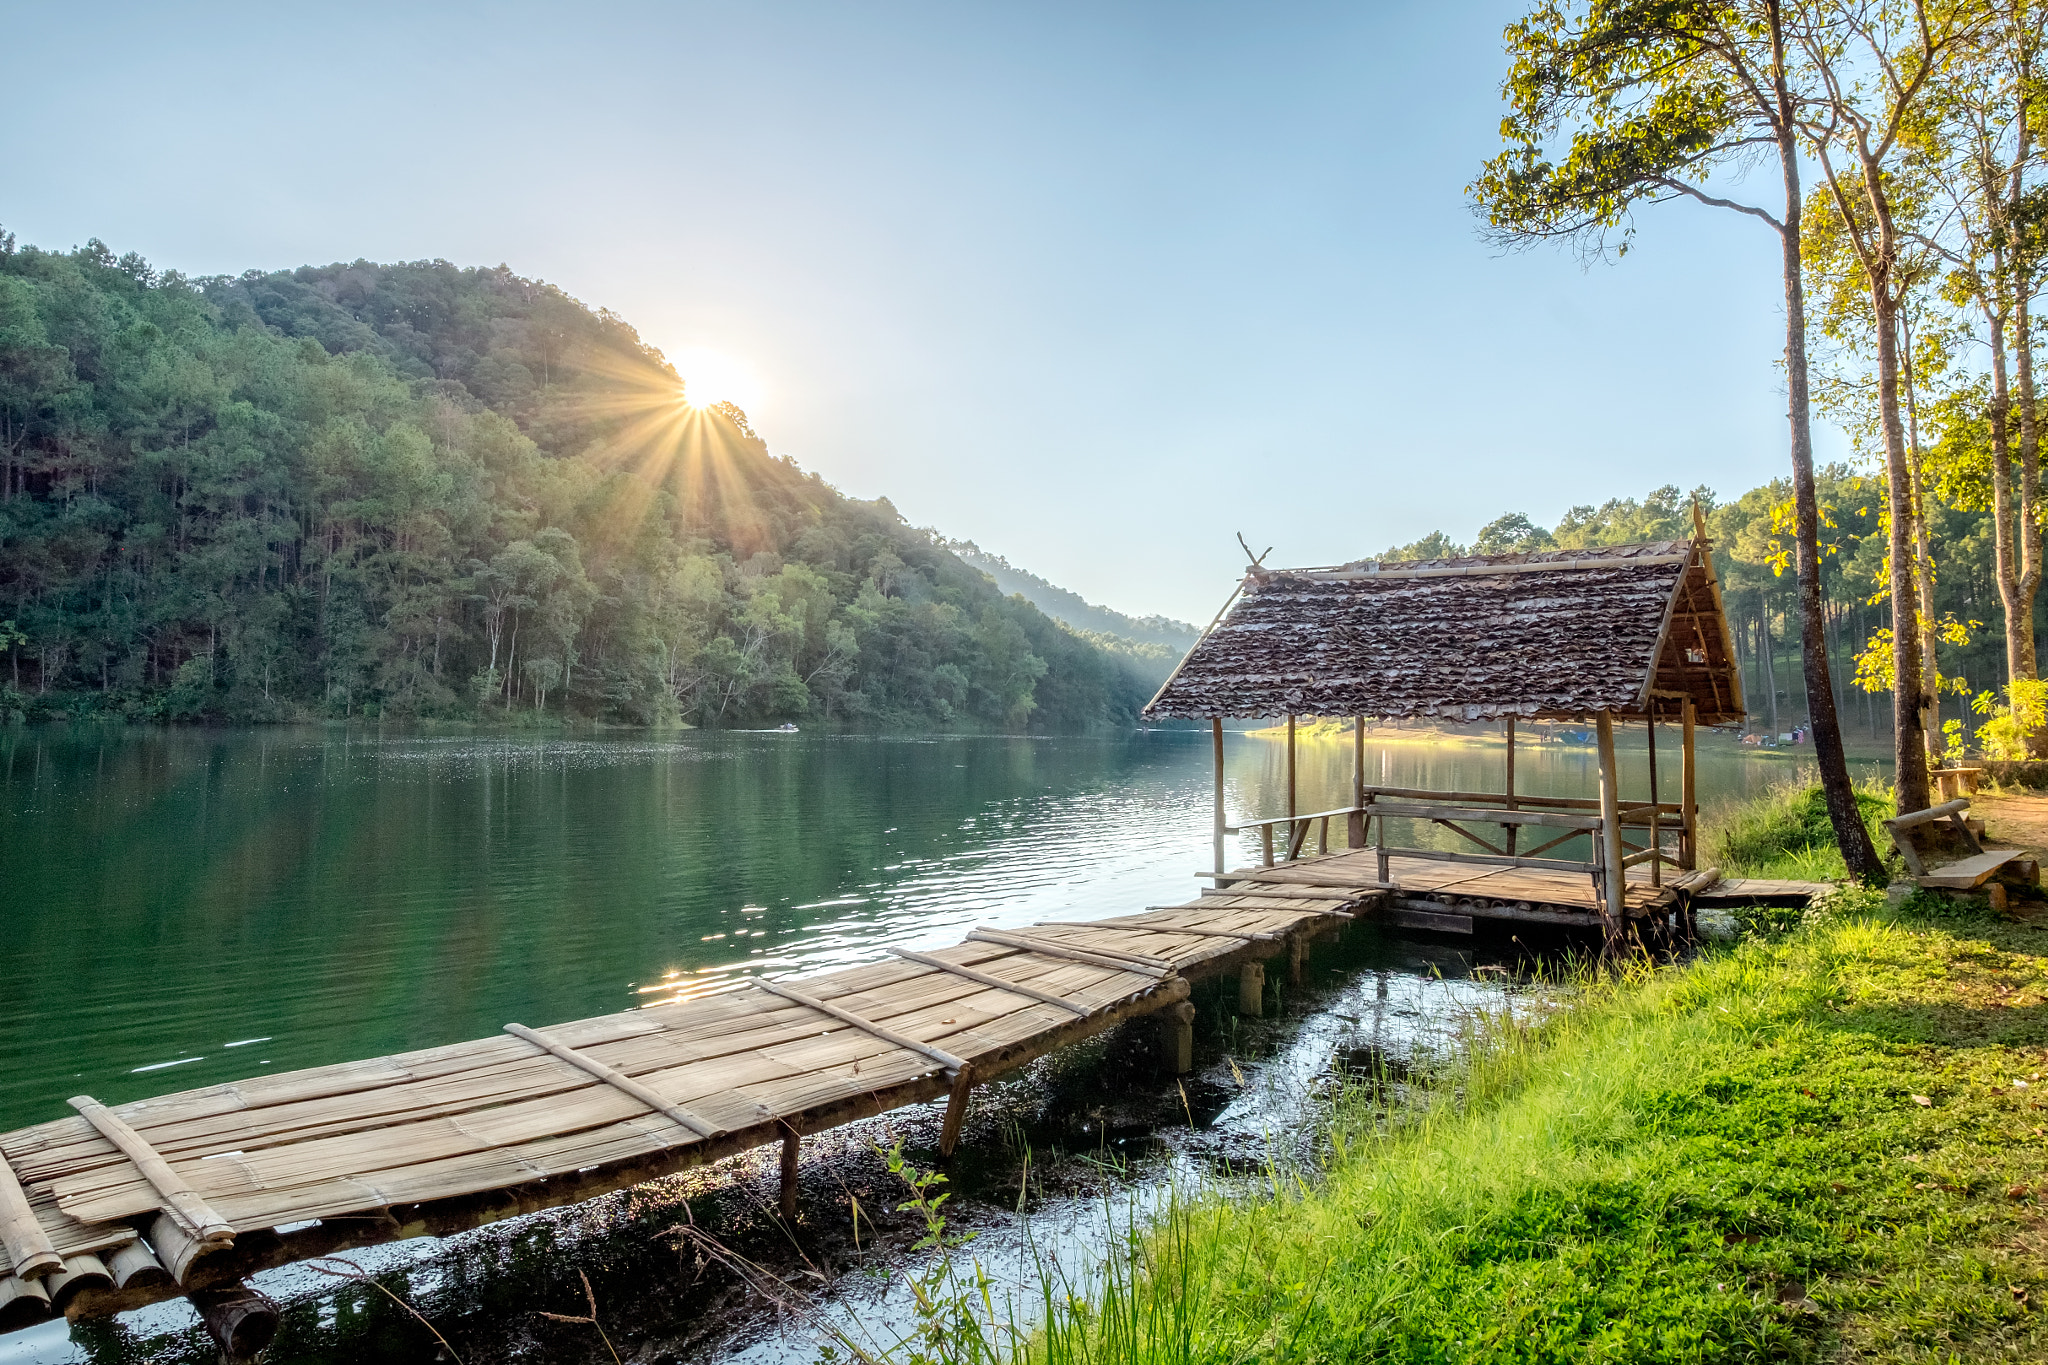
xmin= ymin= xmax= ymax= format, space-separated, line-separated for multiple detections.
xmin=1595 ymin=711 xmax=1626 ymax=936
xmin=1350 ymin=716 xmax=1366 ymax=847
xmin=1285 ymin=714 xmax=1297 ymax=859
xmin=1646 ymin=714 xmax=1661 ymax=887
xmin=1504 ymin=717 xmax=1517 ymax=855
xmin=1212 ymin=718 xmax=1226 ymax=875
xmin=0 ymin=1153 xmax=62 ymax=1281
xmin=1681 ymin=698 xmax=1697 ymax=870
xmin=68 ymin=1098 xmax=233 ymax=1248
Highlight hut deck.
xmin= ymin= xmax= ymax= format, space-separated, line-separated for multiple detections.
xmin=1222 ymin=847 xmax=1680 ymax=920
xmin=0 ymin=889 xmax=1362 ymax=1332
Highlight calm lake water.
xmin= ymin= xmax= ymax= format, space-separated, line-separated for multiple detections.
xmin=0 ymin=723 xmax=1829 ymax=1134
xmin=0 ymin=722 xmax=1860 ymax=1363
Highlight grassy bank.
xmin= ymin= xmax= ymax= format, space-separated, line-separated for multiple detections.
xmin=1701 ymin=779 xmax=1897 ymax=883
xmin=1010 ymin=895 xmax=2048 ymax=1364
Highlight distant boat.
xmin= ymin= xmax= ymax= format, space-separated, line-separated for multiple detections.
xmin=775 ymin=722 xmax=800 ymax=733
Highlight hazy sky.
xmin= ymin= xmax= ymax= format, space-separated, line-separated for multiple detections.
xmin=3 ymin=1 xmax=1845 ymax=624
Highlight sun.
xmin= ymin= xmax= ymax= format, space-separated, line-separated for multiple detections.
xmin=670 ymin=347 xmax=767 ymax=415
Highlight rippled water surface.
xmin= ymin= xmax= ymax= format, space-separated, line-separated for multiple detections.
xmin=0 ymin=724 xmax=1825 ymax=1132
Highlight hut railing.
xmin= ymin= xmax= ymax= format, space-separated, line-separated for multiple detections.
xmin=1225 ymin=788 xmax=1690 ymax=911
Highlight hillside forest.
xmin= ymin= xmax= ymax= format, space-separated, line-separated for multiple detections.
xmin=1 ymin=231 xmax=2034 ymax=744
xmin=0 ymin=236 xmax=1155 ymax=729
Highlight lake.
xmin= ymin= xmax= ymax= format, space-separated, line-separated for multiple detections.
xmin=0 ymin=722 xmax=1854 ymax=1362
xmin=0 ymin=723 xmax=1826 ymax=1134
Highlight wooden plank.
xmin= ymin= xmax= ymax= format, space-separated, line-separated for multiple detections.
xmin=1060 ymin=919 xmax=1281 ymax=942
xmin=1915 ymin=849 xmax=2025 ymax=890
xmin=887 ymin=950 xmax=1090 ymax=1017
xmin=66 ymin=1099 xmax=232 ymax=1246
xmin=504 ymin=1024 xmax=723 ymax=1139
xmin=756 ymin=981 xmax=969 ymax=1073
xmin=966 ymin=929 xmax=1173 ymax=977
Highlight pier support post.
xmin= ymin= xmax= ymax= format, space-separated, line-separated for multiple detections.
xmin=1647 ymin=714 xmax=1661 ymax=887
xmin=1237 ymin=961 xmax=1265 ymax=1017
xmin=1595 ymin=710 xmax=1626 ymax=944
xmin=1681 ymin=699 xmax=1697 ymax=871
xmin=1504 ymin=717 xmax=1517 ymax=855
xmin=779 ymin=1124 xmax=800 ymax=1222
xmin=1212 ymin=719 xmax=1227 ymax=876
xmin=1288 ymin=935 xmax=1306 ymax=986
xmin=938 ymin=1067 xmax=975 ymax=1159
xmin=1350 ymin=716 xmax=1366 ymax=847
xmin=1285 ymin=714 xmax=1297 ymax=860
xmin=190 ymin=1284 xmax=279 ymax=1363
xmin=1159 ymin=1001 xmax=1196 ymax=1074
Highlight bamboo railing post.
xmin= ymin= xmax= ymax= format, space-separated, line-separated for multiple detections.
xmin=1350 ymin=716 xmax=1366 ymax=846
xmin=1504 ymin=716 xmax=1517 ymax=855
xmin=1285 ymin=714 xmax=1297 ymax=858
xmin=1647 ymin=713 xmax=1661 ymax=887
xmin=1595 ymin=711 xmax=1626 ymax=939
xmin=1681 ymin=698 xmax=1698 ymax=870
xmin=1211 ymin=718 xmax=1226 ymax=875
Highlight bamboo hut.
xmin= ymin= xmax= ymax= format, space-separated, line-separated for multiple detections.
xmin=1145 ymin=526 xmax=1745 ymax=936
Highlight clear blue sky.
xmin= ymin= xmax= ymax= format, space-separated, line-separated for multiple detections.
xmin=2 ymin=1 xmax=1846 ymax=624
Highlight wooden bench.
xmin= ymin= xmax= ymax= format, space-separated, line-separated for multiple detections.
xmin=1882 ymin=797 xmax=2039 ymax=891
xmin=1932 ymin=767 xmax=1986 ymax=802
xmin=1916 ymin=849 xmax=2030 ymax=890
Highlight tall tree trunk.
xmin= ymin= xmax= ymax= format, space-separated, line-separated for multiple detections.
xmin=1902 ymin=319 xmax=1940 ymax=767
xmin=1988 ymin=305 xmax=2023 ymax=683
xmin=1763 ymin=598 xmax=1780 ymax=731
xmin=1874 ymin=282 xmax=1934 ymax=814
xmin=2016 ymin=278 xmax=2045 ymax=753
xmin=1772 ymin=5 xmax=1882 ymax=877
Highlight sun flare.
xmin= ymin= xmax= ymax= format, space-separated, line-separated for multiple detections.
xmin=670 ymin=347 xmax=766 ymax=415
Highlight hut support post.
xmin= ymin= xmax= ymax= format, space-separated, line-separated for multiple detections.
xmin=1504 ymin=717 xmax=1517 ymax=855
xmin=1211 ymin=719 xmax=1226 ymax=876
xmin=1286 ymin=714 xmax=1297 ymax=857
xmin=1349 ymin=716 xmax=1366 ymax=847
xmin=1596 ymin=710 xmax=1626 ymax=936
xmin=1647 ymin=715 xmax=1661 ymax=887
xmin=1681 ymin=699 xmax=1697 ymax=870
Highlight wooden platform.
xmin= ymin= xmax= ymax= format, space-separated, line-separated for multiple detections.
xmin=1207 ymin=846 xmax=1682 ymax=932
xmin=0 ymin=887 xmax=1364 ymax=1333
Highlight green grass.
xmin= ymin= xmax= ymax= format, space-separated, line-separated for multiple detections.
xmin=997 ymin=897 xmax=2048 ymax=1365
xmin=1702 ymin=779 xmax=1896 ymax=882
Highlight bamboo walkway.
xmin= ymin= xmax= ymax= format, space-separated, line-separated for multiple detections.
xmin=0 ymin=851 xmax=1753 ymax=1347
xmin=0 ymin=884 xmax=1368 ymax=1336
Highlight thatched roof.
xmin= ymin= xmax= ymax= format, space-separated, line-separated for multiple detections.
xmin=1145 ymin=539 xmax=1745 ymax=725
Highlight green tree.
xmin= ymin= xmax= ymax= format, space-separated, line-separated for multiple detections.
xmin=1472 ymin=0 xmax=1883 ymax=875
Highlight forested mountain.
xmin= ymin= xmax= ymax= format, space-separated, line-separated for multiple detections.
xmin=0 ymin=235 xmax=1152 ymax=729
xmin=942 ymin=540 xmax=1198 ymax=687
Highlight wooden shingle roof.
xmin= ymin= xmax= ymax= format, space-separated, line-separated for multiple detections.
xmin=1144 ymin=538 xmax=1745 ymax=724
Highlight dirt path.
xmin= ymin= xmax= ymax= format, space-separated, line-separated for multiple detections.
xmin=1975 ymin=792 xmax=2048 ymax=860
